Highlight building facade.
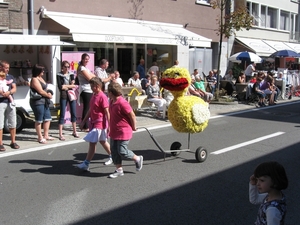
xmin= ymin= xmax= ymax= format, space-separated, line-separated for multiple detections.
xmin=233 ymin=0 xmax=300 ymax=71
xmin=1 ymin=0 xmax=300 ymax=79
xmin=0 ymin=0 xmax=223 ymax=81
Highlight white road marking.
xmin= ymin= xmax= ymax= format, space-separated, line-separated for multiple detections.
xmin=210 ymin=131 xmax=285 ymax=155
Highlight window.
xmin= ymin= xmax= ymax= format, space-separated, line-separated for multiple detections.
xmin=195 ymin=0 xmax=210 ymax=5
xmin=280 ymin=10 xmax=290 ymax=31
xmin=295 ymin=14 xmax=299 ymax=40
xmin=247 ymin=1 xmax=297 ymax=35
xmin=291 ymin=14 xmax=295 ymax=39
xmin=247 ymin=2 xmax=260 ymax=26
xmin=261 ymin=5 xmax=266 ymax=27
xmin=267 ymin=7 xmax=277 ymax=29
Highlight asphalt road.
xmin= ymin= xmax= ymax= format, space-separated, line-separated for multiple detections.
xmin=1 ymin=102 xmax=300 ymax=225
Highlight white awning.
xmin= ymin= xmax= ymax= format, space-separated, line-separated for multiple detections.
xmin=236 ymin=37 xmax=276 ymax=56
xmin=283 ymin=42 xmax=300 ymax=53
xmin=262 ymin=40 xmax=294 ymax=51
xmin=42 ymin=10 xmax=211 ymax=48
xmin=0 ymin=34 xmax=74 ymax=46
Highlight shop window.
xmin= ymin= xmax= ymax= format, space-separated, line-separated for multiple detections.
xmin=136 ymin=44 xmax=145 ymax=66
xmin=95 ymin=47 xmax=114 ymax=73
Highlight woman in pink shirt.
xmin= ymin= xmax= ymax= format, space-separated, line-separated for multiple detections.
xmin=76 ymin=77 xmax=112 ymax=171
xmin=107 ymin=82 xmax=143 ymax=178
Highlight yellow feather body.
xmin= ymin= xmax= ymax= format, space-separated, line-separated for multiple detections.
xmin=168 ymin=95 xmax=209 ymax=133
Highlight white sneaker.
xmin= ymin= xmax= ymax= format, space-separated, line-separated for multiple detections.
xmin=76 ymin=162 xmax=89 ymax=171
xmin=104 ymin=158 xmax=113 ymax=165
xmin=135 ymin=156 xmax=143 ymax=171
xmin=109 ymin=170 xmax=124 ymax=178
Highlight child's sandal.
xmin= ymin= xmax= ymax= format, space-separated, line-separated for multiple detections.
xmin=59 ymin=136 xmax=65 ymax=141
xmin=72 ymin=133 xmax=80 ymax=138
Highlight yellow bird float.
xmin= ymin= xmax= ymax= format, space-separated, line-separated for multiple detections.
xmin=160 ymin=67 xmax=210 ymax=133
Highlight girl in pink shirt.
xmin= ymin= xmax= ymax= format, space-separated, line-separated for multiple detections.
xmin=76 ymin=77 xmax=112 ymax=171
xmin=107 ymin=82 xmax=143 ymax=178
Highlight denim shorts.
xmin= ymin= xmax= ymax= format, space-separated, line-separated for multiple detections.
xmin=31 ymin=104 xmax=52 ymax=123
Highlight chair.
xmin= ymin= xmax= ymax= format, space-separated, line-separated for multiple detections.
xmin=235 ymin=83 xmax=248 ymax=101
xmin=247 ymin=86 xmax=259 ymax=105
xmin=146 ymin=100 xmax=158 ymax=116
xmin=220 ymin=80 xmax=229 ymax=90
xmin=275 ymin=79 xmax=286 ymax=100
xmin=126 ymin=88 xmax=147 ymax=111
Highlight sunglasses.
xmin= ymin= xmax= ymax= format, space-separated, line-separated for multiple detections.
xmin=63 ymin=66 xmax=70 ymax=68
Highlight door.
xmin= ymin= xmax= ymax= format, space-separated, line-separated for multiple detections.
xmin=117 ymin=48 xmax=133 ymax=83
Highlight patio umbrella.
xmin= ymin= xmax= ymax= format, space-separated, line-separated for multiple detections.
xmin=269 ymin=49 xmax=300 ymax=58
xmin=228 ymin=51 xmax=262 ymax=63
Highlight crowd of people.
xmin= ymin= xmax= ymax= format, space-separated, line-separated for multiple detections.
xmin=1 ymin=56 xmax=295 ymax=149
xmin=185 ymin=61 xmax=296 ymax=109
xmin=217 ymin=61 xmax=296 ymax=107
xmin=223 ymin=69 xmax=282 ymax=107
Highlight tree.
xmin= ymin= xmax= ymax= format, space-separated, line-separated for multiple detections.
xmin=210 ymin=0 xmax=253 ymax=99
xmin=128 ymin=0 xmax=144 ymax=19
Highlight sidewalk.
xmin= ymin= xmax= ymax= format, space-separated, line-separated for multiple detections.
xmin=1 ymin=98 xmax=299 ymax=154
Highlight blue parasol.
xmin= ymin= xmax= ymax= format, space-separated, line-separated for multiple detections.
xmin=269 ymin=50 xmax=300 ymax=58
xmin=228 ymin=51 xmax=262 ymax=63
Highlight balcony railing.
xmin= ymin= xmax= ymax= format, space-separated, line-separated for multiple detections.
xmin=290 ymin=32 xmax=300 ymax=42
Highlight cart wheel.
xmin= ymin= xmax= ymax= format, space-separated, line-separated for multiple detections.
xmin=170 ymin=141 xmax=181 ymax=156
xmin=195 ymin=147 xmax=207 ymax=162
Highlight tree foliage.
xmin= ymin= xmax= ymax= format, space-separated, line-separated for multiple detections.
xmin=210 ymin=0 xmax=253 ymax=100
xmin=211 ymin=0 xmax=254 ymax=38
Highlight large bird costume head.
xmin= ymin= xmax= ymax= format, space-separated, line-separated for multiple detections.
xmin=160 ymin=67 xmax=210 ymax=133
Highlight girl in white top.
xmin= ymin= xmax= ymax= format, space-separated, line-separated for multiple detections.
xmin=249 ymin=161 xmax=288 ymax=225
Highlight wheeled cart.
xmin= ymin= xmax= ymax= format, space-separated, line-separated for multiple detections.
xmin=139 ymin=127 xmax=208 ymax=163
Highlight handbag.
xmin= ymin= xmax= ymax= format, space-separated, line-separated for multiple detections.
xmin=30 ymin=89 xmax=42 ymax=100
xmin=67 ymin=89 xmax=77 ymax=101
